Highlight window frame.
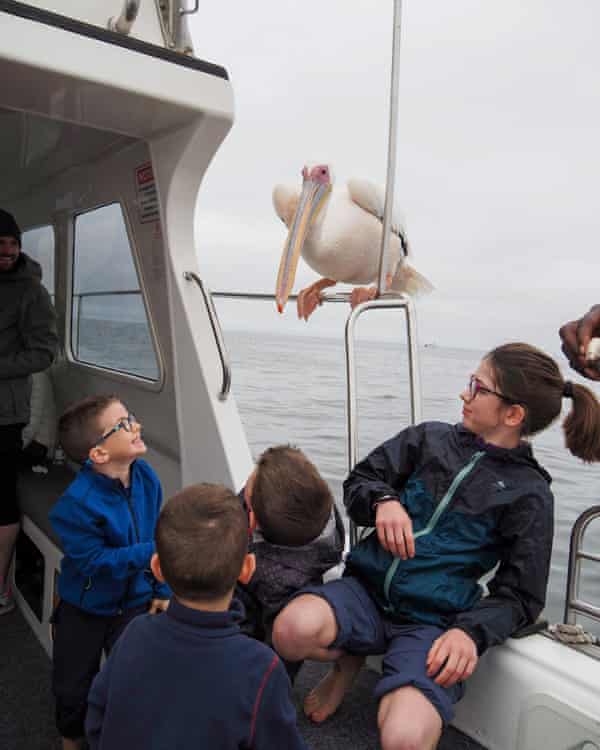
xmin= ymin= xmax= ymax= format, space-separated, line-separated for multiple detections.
xmin=21 ymin=222 xmax=57 ymax=299
xmin=66 ymin=200 xmax=164 ymax=390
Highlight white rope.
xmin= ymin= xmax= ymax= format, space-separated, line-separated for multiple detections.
xmin=548 ymin=623 xmax=599 ymax=646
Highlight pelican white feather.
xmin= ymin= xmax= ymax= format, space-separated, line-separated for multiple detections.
xmin=273 ymin=163 xmax=432 ymax=319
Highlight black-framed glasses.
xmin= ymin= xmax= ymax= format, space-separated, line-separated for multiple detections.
xmin=466 ymin=376 xmax=514 ymax=404
xmin=95 ymin=413 xmax=138 ymax=447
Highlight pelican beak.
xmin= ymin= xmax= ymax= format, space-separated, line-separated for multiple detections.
xmin=275 ymin=180 xmax=331 ymax=313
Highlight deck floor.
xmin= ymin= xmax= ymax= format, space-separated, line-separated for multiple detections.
xmin=1 ymin=607 xmax=484 ymax=750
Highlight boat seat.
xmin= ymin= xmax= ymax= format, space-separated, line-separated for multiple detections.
xmin=18 ymin=464 xmax=75 ymax=550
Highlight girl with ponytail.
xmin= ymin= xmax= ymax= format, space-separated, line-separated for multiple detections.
xmin=487 ymin=342 xmax=600 ymax=463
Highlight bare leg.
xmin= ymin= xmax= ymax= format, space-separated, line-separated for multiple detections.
xmin=273 ymin=595 xmax=365 ymax=723
xmin=273 ymin=594 xmax=340 ymax=662
xmin=62 ymin=738 xmax=84 ymax=750
xmin=297 ymin=278 xmax=337 ymax=321
xmin=303 ymin=653 xmax=365 ymax=723
xmin=0 ymin=522 xmax=19 ymax=588
xmin=350 ymin=273 xmax=393 ymax=309
xmin=378 ymin=685 xmax=442 ymax=750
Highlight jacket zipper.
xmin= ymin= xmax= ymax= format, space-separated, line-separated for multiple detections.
xmin=382 ymin=450 xmax=485 ymax=610
xmin=119 ymin=487 xmax=140 ymax=614
xmin=124 ymin=490 xmax=140 ymax=543
xmin=80 ymin=576 xmax=92 ymax=605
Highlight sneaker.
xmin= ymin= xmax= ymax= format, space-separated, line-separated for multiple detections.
xmin=0 ymin=586 xmax=15 ymax=615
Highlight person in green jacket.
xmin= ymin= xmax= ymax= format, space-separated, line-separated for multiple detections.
xmin=0 ymin=209 xmax=58 ymax=615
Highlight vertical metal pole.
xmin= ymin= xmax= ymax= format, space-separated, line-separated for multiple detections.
xmin=405 ymin=298 xmax=423 ymax=424
xmin=345 ymin=308 xmax=359 ymax=548
xmin=377 ymin=0 xmax=403 ymax=294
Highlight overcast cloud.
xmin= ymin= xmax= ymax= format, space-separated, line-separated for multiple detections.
xmin=189 ymin=2 xmax=600 ymax=356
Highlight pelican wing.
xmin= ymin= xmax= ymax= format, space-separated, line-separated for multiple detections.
xmin=273 ymin=184 xmax=300 ymax=228
xmin=347 ymin=178 xmax=410 ymax=256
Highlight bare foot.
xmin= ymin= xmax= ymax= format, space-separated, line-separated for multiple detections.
xmin=303 ymin=654 xmax=365 ymax=723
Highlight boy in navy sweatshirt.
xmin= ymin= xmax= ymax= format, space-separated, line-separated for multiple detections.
xmin=85 ymin=483 xmax=308 ymax=750
xmin=49 ymin=395 xmax=170 ymax=750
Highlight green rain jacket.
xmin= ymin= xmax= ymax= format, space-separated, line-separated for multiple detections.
xmin=0 ymin=252 xmax=58 ymax=426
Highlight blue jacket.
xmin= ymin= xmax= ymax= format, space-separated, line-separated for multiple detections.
xmin=344 ymin=422 xmax=554 ymax=654
xmin=86 ymin=599 xmax=308 ymax=750
xmin=49 ymin=459 xmax=170 ymax=615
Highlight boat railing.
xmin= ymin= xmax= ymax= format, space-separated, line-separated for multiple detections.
xmin=564 ymin=505 xmax=600 ymax=626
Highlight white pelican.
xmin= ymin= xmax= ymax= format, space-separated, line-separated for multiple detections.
xmin=274 ymin=164 xmax=433 ymax=320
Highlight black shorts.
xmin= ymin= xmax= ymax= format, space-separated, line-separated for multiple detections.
xmin=296 ymin=576 xmax=465 ymax=724
xmin=0 ymin=423 xmax=24 ymax=526
xmin=51 ymin=600 xmax=148 ymax=739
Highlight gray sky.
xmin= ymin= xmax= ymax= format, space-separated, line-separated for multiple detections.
xmin=189 ymin=1 xmax=600 ymax=356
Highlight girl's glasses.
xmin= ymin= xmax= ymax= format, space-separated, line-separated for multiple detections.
xmin=95 ymin=413 xmax=138 ymax=446
xmin=466 ymin=376 xmax=513 ymax=404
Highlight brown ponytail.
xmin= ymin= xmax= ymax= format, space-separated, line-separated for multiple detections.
xmin=486 ymin=342 xmax=600 ymax=463
xmin=563 ymin=383 xmax=600 ymax=462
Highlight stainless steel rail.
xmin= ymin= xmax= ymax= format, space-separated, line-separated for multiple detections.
xmin=377 ymin=0 xmax=403 ymax=295
xmin=564 ymin=505 xmax=600 ymax=625
xmin=345 ymin=295 xmax=422 ymax=546
xmin=184 ymin=273 xmax=231 ymax=400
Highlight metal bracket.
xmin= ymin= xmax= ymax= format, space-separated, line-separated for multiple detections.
xmin=156 ymin=0 xmax=198 ymax=51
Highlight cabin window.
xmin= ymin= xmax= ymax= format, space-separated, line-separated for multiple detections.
xmin=22 ymin=225 xmax=55 ymax=298
xmin=71 ymin=203 xmax=159 ymax=380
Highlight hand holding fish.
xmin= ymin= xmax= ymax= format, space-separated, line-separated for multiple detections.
xmin=559 ymin=304 xmax=600 ymax=380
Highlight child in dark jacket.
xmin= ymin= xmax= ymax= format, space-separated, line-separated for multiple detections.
xmin=236 ymin=446 xmax=344 ymax=667
xmin=85 ymin=483 xmax=308 ymax=750
xmin=273 ymin=343 xmax=600 ymax=750
xmin=49 ymin=395 xmax=170 ymax=750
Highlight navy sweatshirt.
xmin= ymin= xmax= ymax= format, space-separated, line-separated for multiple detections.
xmin=86 ymin=599 xmax=308 ymax=750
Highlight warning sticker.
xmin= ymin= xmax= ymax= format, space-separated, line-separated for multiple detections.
xmin=135 ymin=163 xmax=159 ymax=224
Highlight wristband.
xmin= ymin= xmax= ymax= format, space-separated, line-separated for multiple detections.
xmin=372 ymin=495 xmax=401 ymax=511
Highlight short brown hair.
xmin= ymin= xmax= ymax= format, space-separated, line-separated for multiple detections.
xmin=252 ymin=445 xmax=333 ymax=546
xmin=487 ymin=342 xmax=600 ymax=462
xmin=156 ymin=484 xmax=248 ymax=601
xmin=58 ymin=394 xmax=121 ymax=463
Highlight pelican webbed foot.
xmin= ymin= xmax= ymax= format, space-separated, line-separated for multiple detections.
xmin=297 ymin=278 xmax=337 ymax=321
xmin=350 ymin=273 xmax=393 ymax=309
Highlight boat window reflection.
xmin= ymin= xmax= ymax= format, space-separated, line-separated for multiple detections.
xmin=71 ymin=203 xmax=159 ymax=380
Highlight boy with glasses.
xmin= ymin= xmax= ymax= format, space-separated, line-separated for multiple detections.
xmin=49 ymin=395 xmax=170 ymax=750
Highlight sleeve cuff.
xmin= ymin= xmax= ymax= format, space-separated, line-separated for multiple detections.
xmin=371 ymin=495 xmax=402 ymax=512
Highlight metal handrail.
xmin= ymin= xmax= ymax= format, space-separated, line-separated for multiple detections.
xmin=564 ymin=505 xmax=600 ymax=625
xmin=183 ymin=273 xmax=231 ymax=400
xmin=345 ymin=295 xmax=421 ymax=546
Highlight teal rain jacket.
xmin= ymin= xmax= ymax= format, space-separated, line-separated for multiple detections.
xmin=344 ymin=422 xmax=554 ymax=655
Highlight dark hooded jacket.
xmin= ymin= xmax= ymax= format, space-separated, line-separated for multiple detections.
xmin=344 ymin=421 xmax=554 ymax=655
xmin=236 ymin=504 xmax=345 ymax=643
xmin=0 ymin=252 xmax=57 ymax=426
